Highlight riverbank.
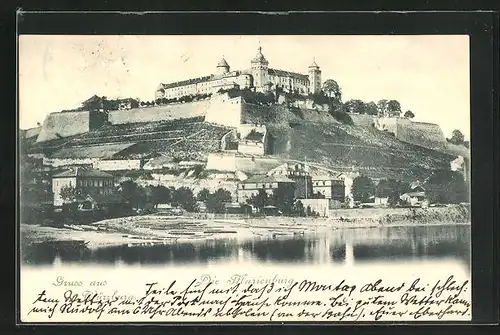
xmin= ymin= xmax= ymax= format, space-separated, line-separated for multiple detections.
xmin=20 ymin=205 xmax=470 ymax=250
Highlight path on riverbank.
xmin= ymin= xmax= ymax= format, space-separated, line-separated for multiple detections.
xmin=20 ymin=205 xmax=470 ymax=250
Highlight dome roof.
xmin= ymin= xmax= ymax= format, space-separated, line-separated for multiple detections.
xmin=252 ymin=46 xmax=268 ymax=64
xmin=217 ymin=58 xmax=229 ymax=68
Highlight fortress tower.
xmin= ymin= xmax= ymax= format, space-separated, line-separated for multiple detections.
xmin=251 ymin=46 xmax=270 ymax=92
xmin=308 ymin=58 xmax=322 ymax=94
xmin=216 ymin=57 xmax=230 ymax=75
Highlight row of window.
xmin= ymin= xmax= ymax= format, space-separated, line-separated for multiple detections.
xmin=166 ymin=76 xmax=247 ymax=94
xmin=78 ymin=179 xmax=113 ymax=187
xmin=240 ymin=183 xmax=278 ymax=189
xmin=270 ymin=75 xmax=309 ymax=86
xmin=313 ymin=181 xmax=330 ymax=186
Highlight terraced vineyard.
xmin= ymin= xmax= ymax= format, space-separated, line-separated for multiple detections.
xmin=31 ymin=116 xmax=233 ymax=161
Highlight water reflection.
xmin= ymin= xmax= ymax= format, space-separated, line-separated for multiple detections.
xmin=21 ymin=225 xmax=470 ymax=271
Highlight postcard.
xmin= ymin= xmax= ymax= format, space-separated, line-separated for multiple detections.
xmin=18 ymin=34 xmax=471 ymax=323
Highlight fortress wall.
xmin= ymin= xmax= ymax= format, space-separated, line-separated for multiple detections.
xmin=205 ymin=94 xmax=243 ymax=128
xmin=238 ymin=124 xmax=266 ymax=139
xmin=43 ymin=157 xmax=97 ymax=167
xmin=238 ymin=142 xmax=265 ymax=155
xmin=36 ymin=111 xmax=90 ymax=143
xmin=375 ymin=117 xmax=446 ymax=150
xmin=94 ymin=159 xmax=142 ymax=171
xmin=349 ymin=113 xmax=377 ymax=127
xmin=24 ymin=126 xmax=41 ymax=139
xmin=108 ymin=100 xmax=210 ymax=125
xmin=206 ymin=153 xmax=237 ymax=172
xmin=376 ymin=117 xmax=410 ymax=135
xmin=396 ymin=121 xmax=446 ymax=150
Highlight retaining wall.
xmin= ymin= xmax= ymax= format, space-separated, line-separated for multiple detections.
xmin=36 ymin=111 xmax=91 ymax=143
xmin=349 ymin=113 xmax=377 ymax=127
xmin=108 ymin=100 xmax=210 ymax=125
xmin=205 ymin=95 xmax=243 ymax=128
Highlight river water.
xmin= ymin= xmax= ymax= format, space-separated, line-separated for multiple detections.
xmin=21 ymin=224 xmax=470 ymax=274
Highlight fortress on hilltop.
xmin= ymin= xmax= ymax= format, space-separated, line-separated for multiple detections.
xmin=155 ymin=46 xmax=322 ymax=100
xmin=24 ymin=43 xmax=459 ymax=163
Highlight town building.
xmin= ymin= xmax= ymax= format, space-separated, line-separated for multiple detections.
xmin=237 ymin=124 xmax=268 ymax=155
xmin=155 ymin=46 xmax=322 ymax=100
xmin=77 ymin=193 xmax=125 ymax=212
xmin=267 ymin=162 xmax=313 ymax=199
xmin=43 ymin=143 xmax=145 ymax=171
xmin=400 ymin=191 xmax=428 ymax=207
xmin=311 ymin=175 xmax=346 ymax=205
xmin=237 ymin=175 xmax=295 ymax=204
xmin=52 ymin=167 xmax=115 ymax=206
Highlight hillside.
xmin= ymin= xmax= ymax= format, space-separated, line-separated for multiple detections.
xmin=23 ymin=102 xmax=461 ymax=182
xmin=242 ymin=103 xmax=456 ymax=180
xmin=27 ymin=117 xmax=232 ymax=162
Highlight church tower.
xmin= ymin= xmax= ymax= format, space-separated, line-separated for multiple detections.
xmin=308 ymin=58 xmax=322 ymax=94
xmin=251 ymin=45 xmax=270 ymax=92
xmin=216 ymin=57 xmax=230 ymax=75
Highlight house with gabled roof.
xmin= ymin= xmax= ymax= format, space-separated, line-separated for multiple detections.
xmin=237 ymin=174 xmax=295 ymax=204
xmin=52 ymin=167 xmax=115 ymax=206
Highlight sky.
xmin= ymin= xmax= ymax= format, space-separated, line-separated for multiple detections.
xmin=18 ymin=35 xmax=470 ymax=138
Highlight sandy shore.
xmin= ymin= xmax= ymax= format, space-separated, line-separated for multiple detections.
xmin=20 ymin=205 xmax=470 ymax=250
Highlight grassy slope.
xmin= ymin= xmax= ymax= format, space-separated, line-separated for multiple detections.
xmin=243 ymin=103 xmax=455 ymax=180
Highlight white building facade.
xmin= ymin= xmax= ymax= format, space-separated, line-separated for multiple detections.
xmin=155 ymin=46 xmax=322 ymax=99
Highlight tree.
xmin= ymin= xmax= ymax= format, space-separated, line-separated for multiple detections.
xmin=120 ymin=180 xmax=139 ymax=204
xmin=197 ymin=188 xmax=211 ymax=202
xmin=172 ymin=187 xmax=197 ymax=212
xmin=322 ymin=79 xmax=342 ymax=103
xmin=119 ymin=180 xmax=149 ymax=209
xmin=150 ymin=185 xmax=171 ymax=208
xmin=377 ymin=99 xmax=388 ymax=116
xmin=448 ymin=129 xmax=465 ymax=145
xmin=375 ymin=179 xmax=409 ymax=206
xmin=351 ymin=176 xmax=375 ymax=203
xmin=59 ymin=186 xmax=83 ymax=203
xmin=404 ymin=110 xmax=415 ymax=119
xmin=246 ymin=189 xmax=269 ymax=212
xmin=425 ymin=170 xmax=468 ymax=204
xmin=131 ymin=99 xmax=140 ymax=109
xmin=271 ymin=187 xmax=295 ymax=215
xmin=387 ymin=100 xmax=402 ymax=116
xmin=344 ymin=99 xmax=366 ymax=114
xmin=365 ymin=101 xmax=378 ymax=116
xmin=206 ymin=188 xmax=232 ymax=213
xmin=292 ymin=200 xmax=306 ymax=217
xmin=306 ymin=205 xmax=313 ymax=217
